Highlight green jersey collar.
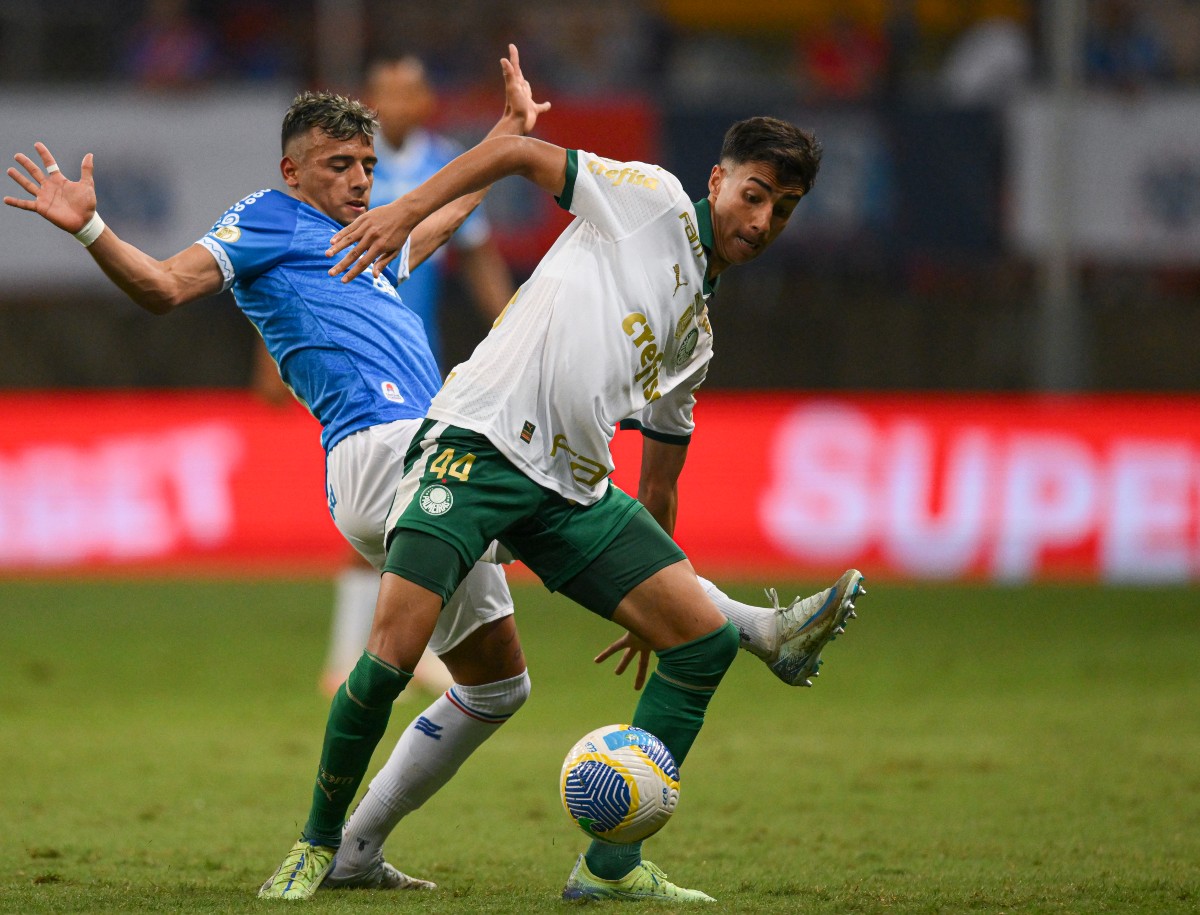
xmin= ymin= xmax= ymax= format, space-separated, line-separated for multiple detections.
xmin=693 ymin=197 xmax=719 ymax=295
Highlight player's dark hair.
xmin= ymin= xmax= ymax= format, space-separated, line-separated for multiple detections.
xmin=720 ymin=117 xmax=822 ymax=195
xmin=281 ymin=91 xmax=378 ymax=154
xmin=364 ymin=53 xmax=427 ymax=84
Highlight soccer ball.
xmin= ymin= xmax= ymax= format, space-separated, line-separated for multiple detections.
xmin=559 ymin=724 xmax=680 ymax=845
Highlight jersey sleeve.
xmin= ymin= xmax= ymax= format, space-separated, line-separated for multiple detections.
xmin=556 ymin=149 xmax=684 ymax=242
xmin=196 ymin=189 xmax=295 ymax=291
xmin=623 ymin=357 xmax=711 ymax=445
xmin=391 ymin=237 xmax=413 ymax=286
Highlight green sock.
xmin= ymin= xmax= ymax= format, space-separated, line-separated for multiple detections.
xmin=586 ymin=621 xmax=740 ymax=879
xmin=303 ymin=651 xmax=411 ymax=846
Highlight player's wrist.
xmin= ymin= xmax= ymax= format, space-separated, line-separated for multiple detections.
xmin=73 ymin=211 xmax=105 ymax=246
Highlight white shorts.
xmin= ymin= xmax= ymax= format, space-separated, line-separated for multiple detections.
xmin=325 ymin=419 xmax=514 ymax=655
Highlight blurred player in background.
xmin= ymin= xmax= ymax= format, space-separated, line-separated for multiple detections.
xmin=367 ymin=53 xmax=513 ymax=363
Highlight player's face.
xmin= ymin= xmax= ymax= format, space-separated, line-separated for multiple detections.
xmin=366 ymin=61 xmax=435 ymax=148
xmin=706 ymin=161 xmax=804 ymax=275
xmin=281 ymin=128 xmax=377 ymax=226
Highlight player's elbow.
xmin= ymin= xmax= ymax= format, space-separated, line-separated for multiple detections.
xmin=490 ymin=136 xmax=566 ymax=197
xmin=137 ymin=261 xmax=215 ymax=313
xmin=136 ymin=286 xmax=184 ymax=315
xmin=129 ymin=278 xmax=190 ymax=315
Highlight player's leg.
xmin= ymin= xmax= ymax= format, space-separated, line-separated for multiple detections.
xmin=321 ymin=423 xmax=455 ymax=699
xmin=259 ymin=572 xmax=445 ymax=900
xmin=698 ymin=572 xmax=865 ymax=686
xmin=321 ymin=551 xmax=380 ymax=697
xmin=329 ymin=563 xmax=528 ymax=890
xmin=322 ymin=556 xmax=456 ymax=698
xmin=562 ymin=558 xmax=735 ymax=900
xmin=517 ymin=499 xmax=733 ymax=901
xmin=267 ymin=422 xmax=533 ymax=897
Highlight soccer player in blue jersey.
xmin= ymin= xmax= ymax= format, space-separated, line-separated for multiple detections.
xmin=6 ymin=43 xmax=550 ymax=895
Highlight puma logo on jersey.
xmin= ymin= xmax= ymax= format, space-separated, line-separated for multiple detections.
xmin=672 ymin=264 xmax=689 ymax=296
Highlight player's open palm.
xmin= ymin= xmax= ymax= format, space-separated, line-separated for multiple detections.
xmin=5 ymin=141 xmax=96 ymax=235
xmin=501 ymin=43 xmax=551 ymax=137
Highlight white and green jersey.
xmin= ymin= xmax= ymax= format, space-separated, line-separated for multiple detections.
xmin=427 ymin=149 xmax=718 ymax=505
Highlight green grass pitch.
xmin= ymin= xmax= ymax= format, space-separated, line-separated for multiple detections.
xmin=2 ymin=576 xmax=1198 ymax=913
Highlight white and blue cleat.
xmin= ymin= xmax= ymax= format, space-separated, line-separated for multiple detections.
xmin=762 ymin=569 xmax=865 ymax=687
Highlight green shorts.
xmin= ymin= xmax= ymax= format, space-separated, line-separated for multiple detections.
xmin=383 ymin=421 xmax=686 ymax=618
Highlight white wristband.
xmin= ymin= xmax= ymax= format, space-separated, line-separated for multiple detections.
xmin=74 ymin=212 xmax=106 ymax=247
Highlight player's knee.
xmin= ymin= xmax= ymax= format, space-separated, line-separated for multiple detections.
xmin=706 ymin=620 xmax=741 ymax=676
xmin=346 ymin=650 xmax=410 ymax=708
xmin=655 ymin=621 xmax=740 ymax=689
xmin=452 ymin=669 xmax=531 ymax=720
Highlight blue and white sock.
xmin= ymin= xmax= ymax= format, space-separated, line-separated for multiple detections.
xmin=334 ymin=670 xmax=531 ymax=874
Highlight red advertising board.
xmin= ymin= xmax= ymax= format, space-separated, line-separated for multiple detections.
xmin=2 ymin=391 xmax=1198 ymax=582
xmin=0 ymin=392 xmax=340 ymax=575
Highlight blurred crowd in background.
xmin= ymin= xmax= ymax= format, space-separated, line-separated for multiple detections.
xmin=5 ymin=0 xmax=1200 ymax=96
xmin=1 ymin=0 xmax=1198 ymax=393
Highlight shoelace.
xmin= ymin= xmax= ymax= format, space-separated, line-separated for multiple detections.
xmin=278 ymin=845 xmax=324 ymax=888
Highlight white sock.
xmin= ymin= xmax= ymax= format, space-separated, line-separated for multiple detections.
xmin=336 ymin=670 xmax=532 ymax=872
xmin=697 ymin=576 xmax=776 ymax=658
xmin=324 ymin=568 xmax=379 ymax=679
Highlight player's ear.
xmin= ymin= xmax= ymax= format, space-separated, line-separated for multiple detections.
xmin=707 ymin=164 xmax=725 ymax=197
xmin=280 ymin=155 xmax=301 ymax=189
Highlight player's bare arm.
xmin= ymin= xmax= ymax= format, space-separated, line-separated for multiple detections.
xmin=329 ymin=134 xmax=567 ymax=283
xmin=5 ymin=142 xmax=224 ymax=313
xmin=406 ymin=43 xmax=551 ymax=272
xmin=636 ymin=437 xmax=690 ymax=537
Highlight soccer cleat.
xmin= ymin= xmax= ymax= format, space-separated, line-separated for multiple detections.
xmin=258 ymin=838 xmax=337 ymax=900
xmin=323 ymin=853 xmax=436 ymax=891
xmin=763 ymin=568 xmax=865 ymax=687
xmin=561 ymin=853 xmax=715 ymax=903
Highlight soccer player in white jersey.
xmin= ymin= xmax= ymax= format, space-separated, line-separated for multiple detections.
xmin=309 ymin=116 xmax=866 ymax=903
xmin=7 ymin=49 xmax=863 ymax=902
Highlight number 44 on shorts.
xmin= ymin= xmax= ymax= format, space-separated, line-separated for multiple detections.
xmin=428 ymin=448 xmax=475 ymax=482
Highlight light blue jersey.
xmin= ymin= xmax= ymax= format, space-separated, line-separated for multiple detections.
xmin=198 ymin=188 xmax=442 ymax=452
xmin=372 ymin=128 xmax=491 ymax=363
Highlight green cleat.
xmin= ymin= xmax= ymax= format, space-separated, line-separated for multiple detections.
xmin=561 ymin=854 xmax=715 ymax=902
xmin=258 ymin=838 xmax=337 ymax=900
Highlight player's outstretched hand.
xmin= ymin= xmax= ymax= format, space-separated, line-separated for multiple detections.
xmin=500 ymin=43 xmax=551 ymax=137
xmin=595 ymin=631 xmax=653 ymax=691
xmin=4 ymin=141 xmax=96 ymax=234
